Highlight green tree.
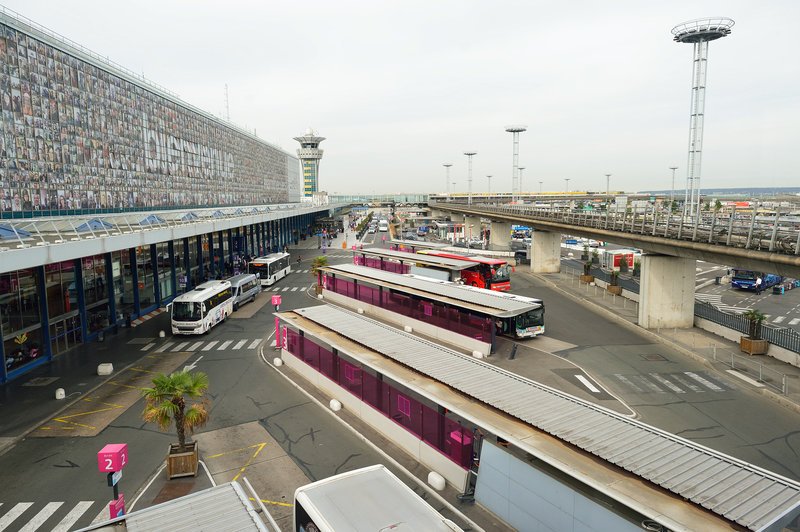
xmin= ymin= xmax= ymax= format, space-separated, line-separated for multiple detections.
xmin=703 ymin=201 xmax=711 ymax=211
xmin=671 ymin=201 xmax=679 ymax=213
xmin=744 ymin=309 xmax=767 ymax=340
xmin=714 ymin=199 xmax=723 ymax=211
xmin=577 ymin=200 xmax=585 ymax=209
xmin=311 ymin=255 xmax=328 ymax=279
xmin=140 ymin=371 xmax=210 ymax=452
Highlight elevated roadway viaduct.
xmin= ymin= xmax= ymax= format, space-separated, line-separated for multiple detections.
xmin=429 ymin=202 xmax=800 ymax=331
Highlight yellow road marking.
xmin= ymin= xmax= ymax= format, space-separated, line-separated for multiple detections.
xmin=206 ymin=443 xmax=267 ymax=459
xmin=248 ymin=496 xmax=293 ymax=508
xmin=233 ymin=443 xmax=266 ymax=481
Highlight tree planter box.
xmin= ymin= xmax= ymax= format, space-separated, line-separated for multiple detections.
xmin=580 ymin=275 xmax=594 ymax=283
xmin=315 ymin=285 xmax=323 ymax=295
xmin=740 ymin=337 xmax=768 ymax=356
xmin=591 ymin=257 xmax=599 ymax=264
xmin=606 ymin=285 xmax=622 ymax=295
xmin=166 ymin=441 xmax=199 ymax=479
xmin=580 ymin=254 xmax=589 ymax=261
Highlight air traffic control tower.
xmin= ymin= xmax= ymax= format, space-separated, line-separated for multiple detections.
xmin=294 ymin=128 xmax=326 ymax=197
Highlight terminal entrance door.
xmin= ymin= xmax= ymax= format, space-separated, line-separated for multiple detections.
xmin=49 ymin=312 xmax=82 ymax=355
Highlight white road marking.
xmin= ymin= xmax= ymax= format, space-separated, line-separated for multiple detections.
xmin=140 ymin=342 xmax=156 ymax=351
xmin=183 ymin=356 xmax=203 ymax=372
xmin=0 ymin=502 xmax=34 ymax=530
xmin=726 ymin=370 xmax=765 ymax=388
xmin=575 ymin=375 xmax=601 ymax=393
xmin=291 ymin=287 xmax=299 ymax=291
xmin=650 ymin=373 xmax=685 ymax=394
xmin=155 ymin=341 xmax=174 ymax=353
xmin=685 ymin=372 xmax=724 ymax=392
xmin=634 ymin=375 xmax=665 ymax=394
xmin=19 ymin=502 xmax=63 ymax=532
xmin=614 ymin=374 xmax=644 ymax=393
xmin=281 ymin=287 xmax=290 ymax=292
xmin=202 ymin=341 xmax=219 ymax=351
xmin=188 ymin=341 xmax=204 ymax=351
xmin=773 ymin=316 xmax=786 ymax=323
xmin=218 ymin=340 xmax=233 ymax=350
xmin=232 ymin=340 xmax=247 ymax=350
xmin=51 ymin=501 xmax=95 ymax=532
xmin=669 ymin=373 xmax=704 ymax=393
xmin=790 ymin=318 xmax=800 ymax=325
xmin=247 ymin=339 xmax=260 ymax=349
xmin=174 ymin=341 xmax=190 ymax=351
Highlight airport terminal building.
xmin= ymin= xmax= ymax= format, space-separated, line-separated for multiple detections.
xmin=0 ymin=9 xmax=337 ymax=382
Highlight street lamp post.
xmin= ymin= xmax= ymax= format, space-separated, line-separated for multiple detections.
xmin=669 ymin=166 xmax=678 ymax=205
xmin=539 ymin=181 xmax=543 ymax=195
xmin=505 ymin=125 xmax=527 ymax=203
xmin=605 ymin=174 xmax=611 ymax=195
xmin=487 ymin=175 xmax=492 ymax=195
xmin=518 ymin=167 xmax=525 ymax=202
xmin=443 ymin=164 xmax=453 ymax=200
xmin=565 ymin=178 xmax=570 ymax=194
xmin=464 ymin=152 xmax=476 ymax=206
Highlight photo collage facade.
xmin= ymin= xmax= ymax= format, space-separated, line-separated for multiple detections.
xmin=0 ymin=22 xmax=297 ymax=216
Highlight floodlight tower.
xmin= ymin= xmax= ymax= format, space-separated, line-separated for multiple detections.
xmin=443 ymin=164 xmax=453 ymax=200
xmin=605 ymin=174 xmax=611 ymax=195
xmin=669 ymin=166 xmax=678 ymax=204
xmin=487 ymin=175 xmax=492 ymax=194
xmin=518 ymin=167 xmax=525 ymax=200
xmin=505 ymin=125 xmax=527 ymax=203
xmin=464 ymin=152 xmax=476 ymax=206
xmin=672 ymin=17 xmax=734 ymax=217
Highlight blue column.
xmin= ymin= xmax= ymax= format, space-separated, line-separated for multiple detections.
xmin=228 ymin=229 xmax=234 ymax=265
xmin=130 ymin=248 xmax=140 ymax=317
xmin=37 ymin=266 xmax=53 ymax=360
xmin=105 ymin=253 xmax=116 ymax=328
xmin=151 ymin=243 xmax=160 ymax=307
xmin=169 ymin=240 xmax=177 ymax=300
xmin=75 ymin=259 xmax=87 ymax=343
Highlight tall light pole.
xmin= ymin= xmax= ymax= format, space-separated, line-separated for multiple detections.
xmin=539 ymin=181 xmax=543 ymax=195
xmin=669 ymin=166 xmax=678 ymax=205
xmin=487 ymin=175 xmax=492 ymax=194
xmin=672 ymin=17 xmax=734 ymax=217
xmin=565 ymin=179 xmax=570 ymax=194
xmin=505 ymin=125 xmax=527 ymax=203
xmin=518 ymin=167 xmax=525 ymax=201
xmin=443 ymin=164 xmax=453 ymax=200
xmin=464 ymin=152 xmax=476 ymax=206
xmin=605 ymin=174 xmax=611 ymax=195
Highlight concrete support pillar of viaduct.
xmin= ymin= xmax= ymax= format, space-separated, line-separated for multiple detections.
xmin=638 ymin=254 xmax=696 ymax=329
xmin=430 ymin=209 xmax=449 ymax=220
xmin=531 ymin=230 xmax=561 ymax=273
xmin=490 ymin=221 xmax=512 ymax=248
xmin=464 ymin=215 xmax=481 ymax=241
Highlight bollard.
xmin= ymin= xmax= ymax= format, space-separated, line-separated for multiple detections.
xmin=126 ymin=315 xmax=132 ymax=328
xmin=159 ymin=330 xmax=165 ymax=338
xmin=712 ymin=344 xmax=717 ymax=361
xmin=508 ymin=344 xmax=518 ymax=360
xmin=55 ymin=388 xmax=66 ymax=400
xmin=692 ymin=334 xmax=695 ymax=349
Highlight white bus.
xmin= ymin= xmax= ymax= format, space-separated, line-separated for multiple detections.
xmin=169 ymin=280 xmax=233 ymax=335
xmin=293 ymin=464 xmax=463 ymax=532
xmin=378 ymin=220 xmax=389 ymax=232
xmin=248 ymin=252 xmax=291 ymax=287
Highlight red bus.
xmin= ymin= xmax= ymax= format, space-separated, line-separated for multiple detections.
xmin=417 ymin=250 xmax=511 ymax=291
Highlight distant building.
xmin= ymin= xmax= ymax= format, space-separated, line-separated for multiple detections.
xmin=294 ymin=128 xmax=326 ymax=197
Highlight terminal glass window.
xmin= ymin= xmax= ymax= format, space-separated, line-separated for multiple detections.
xmin=44 ymin=261 xmax=76 ymax=319
xmin=188 ymin=237 xmax=200 ymax=287
xmin=174 ymin=239 xmax=188 ymax=293
xmin=137 ymin=246 xmax=155 ymax=308
xmin=112 ymin=250 xmax=135 ymax=321
xmin=82 ymin=255 xmax=110 ymax=335
xmin=157 ymin=242 xmax=174 ymax=300
xmin=3 ymin=328 xmax=43 ymax=375
xmin=1 ymin=268 xmax=42 ymax=336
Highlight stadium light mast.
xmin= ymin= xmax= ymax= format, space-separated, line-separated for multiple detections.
xmin=672 ymin=17 xmax=734 ymax=217
xmin=518 ymin=167 xmax=525 ymax=201
xmin=505 ymin=125 xmax=527 ymax=203
xmin=443 ymin=164 xmax=453 ymax=200
xmin=669 ymin=166 xmax=678 ymax=205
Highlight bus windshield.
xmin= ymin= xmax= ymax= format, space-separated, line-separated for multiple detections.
xmin=491 ymin=265 xmax=510 ymax=284
xmin=172 ymin=302 xmax=202 ymax=322
xmin=249 ymin=263 xmax=270 ymax=277
xmin=517 ymin=308 xmax=544 ymax=328
xmin=732 ymin=270 xmax=757 ymax=281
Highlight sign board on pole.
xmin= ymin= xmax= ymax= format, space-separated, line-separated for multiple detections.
xmin=98 ymin=444 xmax=128 ymax=472
xmin=566 ymin=239 xmax=578 ymax=245
xmin=109 ymin=494 xmax=125 ymax=519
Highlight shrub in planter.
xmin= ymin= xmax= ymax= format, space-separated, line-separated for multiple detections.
xmin=740 ymin=310 xmax=768 ymax=355
xmin=581 ymin=245 xmax=590 ymax=261
xmin=591 ymin=249 xmax=600 ymax=264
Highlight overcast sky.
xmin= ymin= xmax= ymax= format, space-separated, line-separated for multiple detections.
xmin=9 ymin=0 xmax=799 ymax=194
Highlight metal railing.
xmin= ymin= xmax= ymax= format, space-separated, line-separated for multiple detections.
xmin=710 ymin=344 xmax=792 ymax=395
xmin=431 ymin=201 xmax=800 ymax=256
xmin=694 ymin=301 xmax=800 ymax=355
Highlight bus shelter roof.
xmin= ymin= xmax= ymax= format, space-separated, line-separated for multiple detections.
xmin=322 ymin=263 xmax=540 ymax=318
xmin=352 ymin=247 xmax=475 ymax=270
xmin=390 ymin=239 xmax=451 ymax=250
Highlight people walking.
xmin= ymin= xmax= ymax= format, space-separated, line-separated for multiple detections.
xmin=755 ymin=276 xmax=763 ymax=295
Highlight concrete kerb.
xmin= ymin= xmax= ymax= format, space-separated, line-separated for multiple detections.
xmin=531 ymin=272 xmax=716 ymax=371
xmin=0 ymin=360 xmax=138 ymax=458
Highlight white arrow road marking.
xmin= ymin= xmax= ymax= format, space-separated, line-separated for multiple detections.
xmin=183 ymin=355 xmax=204 ymax=372
xmin=575 ymin=375 xmax=601 ymax=393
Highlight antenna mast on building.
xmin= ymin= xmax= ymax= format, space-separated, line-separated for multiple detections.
xmin=224 ymin=84 xmax=230 ymax=121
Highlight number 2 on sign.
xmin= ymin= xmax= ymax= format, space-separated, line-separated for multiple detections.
xmin=105 ymin=458 xmax=113 ymax=470
xmin=121 ymin=453 xmax=126 ymax=467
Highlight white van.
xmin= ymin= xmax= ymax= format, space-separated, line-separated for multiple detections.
xmin=228 ymin=273 xmax=259 ymax=311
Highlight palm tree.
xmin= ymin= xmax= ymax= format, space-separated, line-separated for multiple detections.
xmin=311 ymin=255 xmax=328 ymax=278
xmin=743 ymin=309 xmax=767 ymax=340
xmin=140 ymin=370 xmax=210 ymax=452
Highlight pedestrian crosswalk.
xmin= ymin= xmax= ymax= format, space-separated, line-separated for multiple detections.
xmin=0 ymin=500 xmax=97 ymax=532
xmin=612 ymin=371 xmax=737 ymax=395
xmin=694 ymin=293 xmax=750 ymax=314
xmin=152 ymin=338 xmax=261 ymax=353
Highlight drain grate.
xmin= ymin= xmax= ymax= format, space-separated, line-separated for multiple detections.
xmin=22 ymin=377 xmax=60 ymax=386
xmin=640 ymin=354 xmax=667 ymax=362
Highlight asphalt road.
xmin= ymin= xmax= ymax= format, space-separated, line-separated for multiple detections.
xmin=2 ymin=236 xmax=800 ymax=531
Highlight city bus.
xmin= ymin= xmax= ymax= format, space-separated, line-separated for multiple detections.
xmin=248 ymin=252 xmax=291 ymax=287
xmin=293 ymin=464 xmax=464 ymax=532
xmin=378 ymin=220 xmax=389 ymax=232
xmin=730 ymin=269 xmax=783 ymax=291
xmin=169 ymin=280 xmax=233 ymax=335
xmin=417 ymin=250 xmax=511 ymax=291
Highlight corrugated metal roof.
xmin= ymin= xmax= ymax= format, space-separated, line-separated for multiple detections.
xmin=352 ymin=248 xmax=475 ymax=270
xmin=323 ymin=263 xmax=541 ymax=316
xmin=293 ymin=305 xmax=800 ymax=532
xmin=75 ymin=482 xmax=272 ymax=532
